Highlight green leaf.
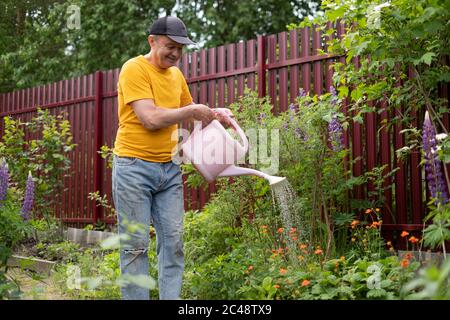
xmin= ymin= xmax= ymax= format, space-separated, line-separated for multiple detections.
xmin=338 ymin=86 xmax=349 ymax=98
xmin=367 ymin=288 xmax=387 ymax=298
xmin=421 ymin=52 xmax=436 ymax=66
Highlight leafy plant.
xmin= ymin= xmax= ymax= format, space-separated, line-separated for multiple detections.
xmin=0 ymin=108 xmax=76 ymax=222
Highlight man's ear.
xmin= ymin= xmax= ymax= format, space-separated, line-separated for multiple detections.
xmin=148 ymin=35 xmax=156 ymax=47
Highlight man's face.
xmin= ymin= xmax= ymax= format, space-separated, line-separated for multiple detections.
xmin=149 ymin=35 xmax=184 ymax=69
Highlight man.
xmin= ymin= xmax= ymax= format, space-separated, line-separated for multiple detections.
xmin=112 ymin=16 xmax=227 ymax=300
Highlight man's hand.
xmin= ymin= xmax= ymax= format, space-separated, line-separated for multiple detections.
xmin=212 ymin=109 xmax=233 ymax=129
xmin=190 ymin=104 xmax=215 ymax=126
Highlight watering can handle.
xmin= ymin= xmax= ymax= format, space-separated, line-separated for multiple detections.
xmin=214 ymin=108 xmax=249 ymax=153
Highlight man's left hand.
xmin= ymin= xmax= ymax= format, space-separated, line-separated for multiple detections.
xmin=212 ymin=109 xmax=233 ymax=129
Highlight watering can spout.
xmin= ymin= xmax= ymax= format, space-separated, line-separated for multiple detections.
xmin=218 ymin=165 xmax=286 ymax=186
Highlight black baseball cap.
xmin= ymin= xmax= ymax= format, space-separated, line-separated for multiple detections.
xmin=148 ymin=16 xmax=196 ymax=45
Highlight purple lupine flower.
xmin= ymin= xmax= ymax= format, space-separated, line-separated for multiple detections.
xmin=0 ymin=158 xmax=9 ymax=206
xmin=423 ymin=111 xmax=449 ymax=204
xmin=258 ymin=112 xmax=267 ymax=124
xmin=328 ymin=113 xmax=344 ymax=152
xmin=21 ymin=171 xmax=35 ymax=221
xmin=330 ymin=86 xmax=339 ymax=106
xmin=294 ymin=128 xmax=305 ymax=140
xmin=289 ymin=103 xmax=298 ymax=115
xmin=299 ymin=88 xmax=307 ymax=97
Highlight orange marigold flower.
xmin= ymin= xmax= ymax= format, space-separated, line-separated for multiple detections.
xmin=248 ymin=265 xmax=254 ymax=271
xmin=370 ymin=221 xmax=381 ymax=228
xmin=299 ymin=244 xmax=307 ymax=250
xmin=274 ymin=284 xmax=280 ymax=289
xmin=365 ymin=209 xmax=372 ymax=214
xmin=277 ymin=227 xmax=284 ymax=233
xmin=409 ymin=236 xmax=419 ymax=244
xmin=301 ymin=279 xmax=310 ymax=287
xmin=401 ymin=259 xmax=410 ymax=268
xmin=401 ymin=231 xmax=409 ymax=238
xmin=314 ymin=249 xmax=323 ymax=255
xmin=298 ymin=255 xmax=305 ymax=261
xmin=291 ymin=236 xmax=298 ymax=241
xmin=279 ymin=268 xmax=287 ymax=275
xmin=403 ymin=252 xmax=413 ymax=260
xmin=277 ymin=248 xmax=284 ymax=254
xmin=289 ymin=227 xmax=297 ymax=234
xmin=351 ymin=220 xmax=359 ymax=228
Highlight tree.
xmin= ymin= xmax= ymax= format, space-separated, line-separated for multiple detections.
xmin=177 ymin=0 xmax=321 ymax=48
xmin=0 ymin=0 xmax=321 ymax=92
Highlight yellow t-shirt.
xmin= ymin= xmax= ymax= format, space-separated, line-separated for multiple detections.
xmin=114 ymin=55 xmax=193 ymax=162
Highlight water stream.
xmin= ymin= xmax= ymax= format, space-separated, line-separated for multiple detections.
xmin=270 ymin=179 xmax=307 ymax=252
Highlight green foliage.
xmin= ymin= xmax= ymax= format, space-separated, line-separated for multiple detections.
xmin=0 ymin=0 xmax=320 ymax=92
xmin=402 ymin=258 xmax=450 ymax=300
xmin=0 ymin=185 xmax=32 ymax=300
xmin=35 ymin=241 xmax=82 ymax=264
xmin=422 ymin=202 xmax=450 ymax=256
xmin=0 ymin=108 xmax=76 ymax=221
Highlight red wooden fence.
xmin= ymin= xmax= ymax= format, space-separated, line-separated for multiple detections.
xmin=1 ymin=24 xmax=448 ymax=244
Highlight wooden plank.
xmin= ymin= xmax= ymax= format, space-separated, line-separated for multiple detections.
xmin=217 ymin=46 xmax=225 ymax=107
xmin=227 ymin=43 xmax=235 ymax=105
xmin=236 ymin=41 xmax=245 ymax=98
xmin=278 ymin=32 xmax=288 ymax=113
xmin=365 ymin=101 xmax=377 ymax=198
xmin=408 ymin=67 xmax=423 ymax=224
xmin=268 ymin=35 xmax=277 ymax=113
xmin=257 ymin=35 xmax=266 ymax=98
xmin=352 ymin=57 xmax=364 ymax=199
xmin=300 ymin=27 xmax=311 ymax=94
xmin=289 ymin=29 xmax=300 ymax=102
xmin=394 ymin=70 xmax=407 ymax=226
xmin=312 ymin=25 xmax=323 ymax=96
xmin=246 ymin=39 xmax=256 ymax=91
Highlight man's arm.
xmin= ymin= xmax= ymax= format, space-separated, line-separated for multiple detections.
xmin=131 ymin=99 xmax=215 ymax=131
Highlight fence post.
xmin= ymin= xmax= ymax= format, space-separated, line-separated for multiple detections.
xmin=93 ymin=71 xmax=103 ymax=224
xmin=257 ymin=35 xmax=266 ymax=98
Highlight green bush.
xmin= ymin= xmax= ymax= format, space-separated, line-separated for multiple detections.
xmin=0 ymin=108 xmax=75 ymax=221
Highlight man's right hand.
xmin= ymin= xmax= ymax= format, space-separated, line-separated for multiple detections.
xmin=190 ymin=104 xmax=215 ymax=126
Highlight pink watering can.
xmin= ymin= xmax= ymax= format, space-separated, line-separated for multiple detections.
xmin=181 ymin=108 xmax=286 ymax=186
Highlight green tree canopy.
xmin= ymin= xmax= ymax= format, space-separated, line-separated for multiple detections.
xmin=0 ymin=0 xmax=320 ymax=93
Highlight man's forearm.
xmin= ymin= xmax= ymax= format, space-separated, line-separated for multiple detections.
xmin=145 ymin=105 xmax=193 ymax=130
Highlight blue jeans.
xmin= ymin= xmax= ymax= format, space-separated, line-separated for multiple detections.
xmin=112 ymin=156 xmax=184 ymax=300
